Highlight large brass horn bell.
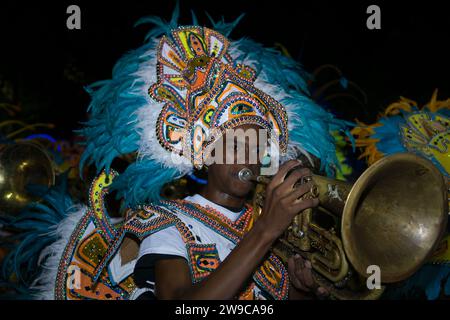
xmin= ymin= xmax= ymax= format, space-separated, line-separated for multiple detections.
xmin=341 ymin=153 xmax=448 ymax=283
xmin=0 ymin=142 xmax=55 ymax=216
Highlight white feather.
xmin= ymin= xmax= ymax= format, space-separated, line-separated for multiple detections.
xmin=30 ymin=205 xmax=88 ymax=300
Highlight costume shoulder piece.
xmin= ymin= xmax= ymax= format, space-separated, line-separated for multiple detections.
xmin=53 ymin=171 xmax=180 ymax=300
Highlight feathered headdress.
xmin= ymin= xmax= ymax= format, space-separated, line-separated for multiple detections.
xmin=79 ymin=4 xmax=352 ymax=208
xmin=352 ymin=90 xmax=450 ymax=176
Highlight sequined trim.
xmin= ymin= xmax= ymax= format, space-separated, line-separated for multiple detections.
xmin=253 ymin=254 xmax=289 ymax=300
xmin=162 ymin=199 xmax=253 ymax=244
xmin=88 ymin=170 xmax=119 ymax=241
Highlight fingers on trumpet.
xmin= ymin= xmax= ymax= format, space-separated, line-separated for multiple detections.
xmin=286 ymin=181 xmax=317 ymax=203
xmin=284 ymin=167 xmax=311 ymax=189
xmin=266 ymin=160 xmax=303 ymax=191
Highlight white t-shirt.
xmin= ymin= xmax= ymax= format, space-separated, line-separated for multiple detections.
xmin=137 ymin=194 xmax=245 ymax=262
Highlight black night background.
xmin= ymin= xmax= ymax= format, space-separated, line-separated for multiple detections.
xmin=0 ymin=0 xmax=448 ymax=139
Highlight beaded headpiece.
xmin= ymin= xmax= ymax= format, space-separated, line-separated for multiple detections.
xmin=149 ymin=26 xmax=288 ymax=168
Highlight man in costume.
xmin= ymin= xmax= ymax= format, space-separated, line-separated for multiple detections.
xmin=1 ymin=9 xmax=350 ymax=300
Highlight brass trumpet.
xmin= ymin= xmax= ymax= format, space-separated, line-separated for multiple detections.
xmin=239 ymin=153 xmax=448 ymax=299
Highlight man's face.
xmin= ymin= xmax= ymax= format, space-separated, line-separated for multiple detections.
xmin=206 ymin=124 xmax=266 ymax=198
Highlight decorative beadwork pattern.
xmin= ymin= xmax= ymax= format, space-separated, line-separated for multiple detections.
xmin=55 ymin=173 xmax=168 ymax=299
xmin=55 ymin=211 xmax=137 ymax=300
xmin=160 ymin=199 xmax=289 ymax=299
xmin=186 ymin=243 xmax=221 ymax=283
xmin=55 ymin=210 xmax=92 ymax=299
xmin=92 ymin=206 xmax=179 ymax=282
xmin=253 ymin=254 xmax=289 ymax=300
xmin=162 ymin=199 xmax=253 ymax=244
xmin=88 ymin=170 xmax=119 ymax=241
xmin=400 ymin=112 xmax=450 ymax=176
xmin=65 ymin=263 xmax=131 ymax=300
xmin=78 ymin=231 xmax=108 ymax=267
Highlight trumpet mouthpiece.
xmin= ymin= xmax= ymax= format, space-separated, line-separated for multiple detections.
xmin=238 ymin=168 xmax=254 ymax=182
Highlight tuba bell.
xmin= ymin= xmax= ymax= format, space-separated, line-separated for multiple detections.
xmin=244 ymin=153 xmax=448 ymax=299
xmin=0 ymin=142 xmax=55 ymax=216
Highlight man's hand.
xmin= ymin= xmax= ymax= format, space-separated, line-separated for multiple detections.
xmin=257 ymin=160 xmax=319 ymax=241
xmin=288 ymin=254 xmax=329 ymax=299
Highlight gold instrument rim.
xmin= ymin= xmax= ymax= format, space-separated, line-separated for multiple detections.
xmin=14 ymin=141 xmax=56 ymax=186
